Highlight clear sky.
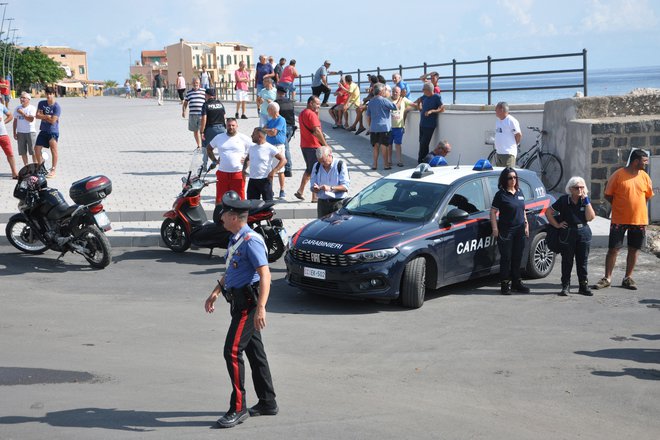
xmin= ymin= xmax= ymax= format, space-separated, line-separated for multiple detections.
xmin=6 ymin=0 xmax=660 ymax=82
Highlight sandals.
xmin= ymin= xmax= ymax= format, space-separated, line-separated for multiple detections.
xmin=397 ymin=163 xmax=404 ymax=167
xmin=46 ymin=168 xmax=57 ymax=178
xmin=294 ymin=191 xmax=305 ymax=200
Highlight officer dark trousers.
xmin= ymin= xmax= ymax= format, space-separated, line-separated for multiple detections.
xmin=497 ymin=224 xmax=525 ymax=282
xmin=223 ymin=304 xmax=276 ymax=413
xmin=560 ymin=225 xmax=592 ymax=286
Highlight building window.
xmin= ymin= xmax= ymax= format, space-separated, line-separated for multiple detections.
xmin=207 ymin=54 xmax=212 ymax=68
xmin=233 ymin=55 xmax=237 ymax=65
xmin=246 ymin=55 xmax=250 ymax=68
xmin=79 ymin=66 xmax=85 ymax=75
xmin=220 ymin=56 xmax=224 ymax=69
xmin=60 ymin=54 xmax=66 ymax=58
xmin=196 ymin=55 xmax=200 ymax=69
xmin=226 ymin=55 xmax=231 ymax=66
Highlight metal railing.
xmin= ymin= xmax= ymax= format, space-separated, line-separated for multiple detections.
xmin=294 ymin=49 xmax=588 ymax=105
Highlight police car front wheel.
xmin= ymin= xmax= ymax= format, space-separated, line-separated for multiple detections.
xmin=401 ymin=257 xmax=426 ymax=309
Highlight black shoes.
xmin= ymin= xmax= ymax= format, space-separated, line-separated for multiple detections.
xmin=284 ymin=170 xmax=292 ymax=177
xmin=559 ymin=284 xmax=570 ymax=296
xmin=216 ymin=409 xmax=249 ymax=428
xmin=512 ymin=280 xmax=530 ymax=294
xmin=578 ymin=281 xmax=593 ymax=296
xmin=241 ymin=114 xmax=248 ymax=119
xmin=249 ymin=401 xmax=279 ymax=417
xmin=500 ymin=280 xmax=511 ymax=295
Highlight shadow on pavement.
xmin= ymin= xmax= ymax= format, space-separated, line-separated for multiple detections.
xmin=575 ymin=347 xmax=660 ymax=381
xmin=0 ymin=252 xmax=98 ymax=275
xmin=0 ymin=408 xmax=216 ymax=432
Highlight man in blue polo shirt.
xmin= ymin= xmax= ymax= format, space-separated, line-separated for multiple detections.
xmin=366 ymin=83 xmax=397 ymax=170
xmin=414 ymin=82 xmax=445 ymax=163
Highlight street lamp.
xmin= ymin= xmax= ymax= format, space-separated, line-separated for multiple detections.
xmin=1 ymin=17 xmax=13 ymax=77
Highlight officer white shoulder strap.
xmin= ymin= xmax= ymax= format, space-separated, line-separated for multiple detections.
xmin=226 ymin=234 xmax=246 ymax=265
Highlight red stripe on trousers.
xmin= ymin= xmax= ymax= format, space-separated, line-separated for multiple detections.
xmin=230 ymin=310 xmax=249 ymax=412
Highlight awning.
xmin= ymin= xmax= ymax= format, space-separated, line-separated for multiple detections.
xmin=56 ymin=81 xmax=84 ymax=89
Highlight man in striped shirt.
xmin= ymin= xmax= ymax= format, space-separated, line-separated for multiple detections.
xmin=182 ymin=77 xmax=207 ymax=148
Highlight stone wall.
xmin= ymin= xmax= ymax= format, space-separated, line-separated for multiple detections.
xmin=543 ymin=93 xmax=660 ymax=216
xmin=590 ymin=115 xmax=660 ymax=215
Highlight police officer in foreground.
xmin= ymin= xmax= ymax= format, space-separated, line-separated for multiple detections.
xmin=204 ymin=191 xmax=278 ymax=429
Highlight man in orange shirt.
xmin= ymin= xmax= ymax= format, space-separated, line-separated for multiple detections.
xmin=593 ymin=149 xmax=654 ymax=290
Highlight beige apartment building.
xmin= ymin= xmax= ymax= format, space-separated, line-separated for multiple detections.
xmin=38 ymin=46 xmax=89 ymax=81
xmin=165 ymin=39 xmax=254 ymax=88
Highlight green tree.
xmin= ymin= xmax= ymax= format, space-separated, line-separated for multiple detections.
xmin=129 ymin=73 xmax=146 ymax=86
xmin=104 ymin=80 xmax=118 ymax=88
xmin=13 ymin=47 xmax=66 ymax=91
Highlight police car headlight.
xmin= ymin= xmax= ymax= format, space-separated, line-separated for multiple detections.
xmin=346 ymin=248 xmax=398 ymax=263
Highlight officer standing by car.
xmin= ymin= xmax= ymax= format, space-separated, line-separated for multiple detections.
xmin=490 ymin=167 xmax=531 ymax=295
xmin=545 ymin=176 xmax=596 ymax=296
xmin=204 ymin=191 xmax=278 ymax=429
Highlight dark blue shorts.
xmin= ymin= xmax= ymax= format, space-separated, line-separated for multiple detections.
xmin=36 ymin=131 xmax=59 ymax=148
xmin=608 ymin=224 xmax=645 ymax=250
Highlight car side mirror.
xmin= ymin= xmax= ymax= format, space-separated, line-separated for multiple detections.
xmin=444 ymin=208 xmax=469 ymax=224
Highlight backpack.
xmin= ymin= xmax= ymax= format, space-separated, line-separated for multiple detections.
xmin=313 ymin=159 xmax=343 ymax=176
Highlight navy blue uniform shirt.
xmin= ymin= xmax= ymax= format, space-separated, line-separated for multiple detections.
xmin=492 ymin=189 xmax=526 ymax=231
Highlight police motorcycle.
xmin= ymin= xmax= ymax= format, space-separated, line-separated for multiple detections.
xmin=160 ymin=149 xmax=287 ymax=262
xmin=6 ymin=153 xmax=113 ymax=269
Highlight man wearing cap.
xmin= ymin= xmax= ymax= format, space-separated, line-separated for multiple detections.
xmin=200 ymin=88 xmax=226 ymax=171
xmin=183 ymin=77 xmax=207 ymax=149
xmin=205 ymin=190 xmax=278 ymax=429
xmin=13 ymin=92 xmax=38 ymax=166
xmin=311 ymin=60 xmax=335 ymax=107
xmin=208 ymin=118 xmax=252 ymax=202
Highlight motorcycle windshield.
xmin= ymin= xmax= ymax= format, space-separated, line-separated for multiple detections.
xmin=17 ymin=163 xmax=46 ymax=181
xmin=188 ymin=148 xmax=204 ymax=178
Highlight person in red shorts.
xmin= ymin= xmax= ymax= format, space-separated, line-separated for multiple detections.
xmin=207 ymin=118 xmax=252 ymax=202
xmin=330 ymin=75 xmax=349 ymax=129
xmin=0 ymin=102 xmax=17 ymax=178
xmin=593 ymin=149 xmax=655 ymax=291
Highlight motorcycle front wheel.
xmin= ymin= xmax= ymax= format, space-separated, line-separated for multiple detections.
xmin=77 ymin=226 xmax=112 ymax=269
xmin=160 ymin=218 xmax=191 ymax=252
xmin=5 ymin=216 xmax=48 ymax=254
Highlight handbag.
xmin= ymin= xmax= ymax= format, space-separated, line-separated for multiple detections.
xmin=546 ymin=214 xmax=569 ymax=254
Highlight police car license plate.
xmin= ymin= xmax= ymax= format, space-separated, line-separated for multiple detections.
xmin=304 ymin=267 xmax=326 ymax=280
xmin=94 ymin=212 xmax=112 ymax=231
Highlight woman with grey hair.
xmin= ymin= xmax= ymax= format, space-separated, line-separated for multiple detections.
xmin=545 ymin=176 xmax=596 ymax=296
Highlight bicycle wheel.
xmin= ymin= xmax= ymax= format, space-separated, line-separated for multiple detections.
xmin=526 ymin=152 xmax=563 ymax=191
xmin=487 ymin=149 xmax=497 ymax=164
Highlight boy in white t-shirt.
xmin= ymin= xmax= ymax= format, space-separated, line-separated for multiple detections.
xmin=13 ymin=92 xmax=38 ymax=166
xmin=243 ymin=127 xmax=286 ymax=201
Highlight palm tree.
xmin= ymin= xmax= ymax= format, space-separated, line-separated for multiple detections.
xmin=130 ymin=73 xmax=146 ymax=86
xmin=104 ymin=80 xmax=118 ymax=88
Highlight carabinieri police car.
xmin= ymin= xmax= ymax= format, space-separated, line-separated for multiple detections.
xmin=285 ymin=160 xmax=556 ymax=308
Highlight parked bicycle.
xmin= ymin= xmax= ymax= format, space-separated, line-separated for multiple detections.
xmin=486 ymin=126 xmax=563 ymax=191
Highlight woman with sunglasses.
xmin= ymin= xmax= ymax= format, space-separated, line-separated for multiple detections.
xmin=490 ymin=167 xmax=531 ymax=295
xmin=545 ymin=176 xmax=596 ymax=296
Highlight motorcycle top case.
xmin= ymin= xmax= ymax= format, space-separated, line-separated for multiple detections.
xmin=69 ymin=175 xmax=113 ymax=205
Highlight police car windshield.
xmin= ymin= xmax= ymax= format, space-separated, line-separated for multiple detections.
xmin=344 ymin=179 xmax=449 ymax=221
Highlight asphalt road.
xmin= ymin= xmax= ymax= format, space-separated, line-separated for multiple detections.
xmin=0 ymin=246 xmax=659 ymax=440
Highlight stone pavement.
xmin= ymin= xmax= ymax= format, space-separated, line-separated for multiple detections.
xmin=0 ymin=96 xmax=612 ymax=247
